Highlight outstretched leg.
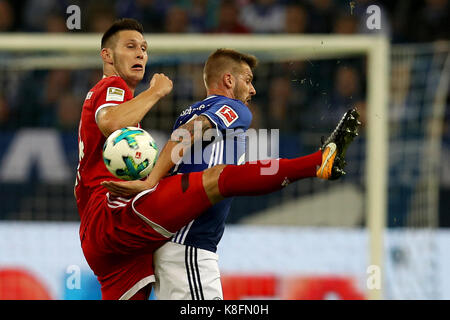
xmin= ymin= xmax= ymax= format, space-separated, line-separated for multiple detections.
xmin=202 ymin=151 xmax=322 ymax=204
xmin=202 ymin=108 xmax=360 ymax=204
xmin=128 ymin=108 xmax=360 ymax=234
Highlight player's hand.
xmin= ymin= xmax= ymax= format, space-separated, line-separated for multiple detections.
xmin=101 ymin=179 xmax=154 ymax=197
xmin=149 ymin=73 xmax=173 ymax=98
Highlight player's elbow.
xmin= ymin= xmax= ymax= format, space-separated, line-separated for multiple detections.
xmin=97 ymin=114 xmax=121 ymax=137
xmin=96 ymin=108 xmax=123 ymax=137
xmin=100 ymin=120 xmax=121 ymax=137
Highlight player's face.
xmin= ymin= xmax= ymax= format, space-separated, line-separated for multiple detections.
xmin=232 ymin=63 xmax=256 ymax=106
xmin=111 ymin=30 xmax=148 ymax=85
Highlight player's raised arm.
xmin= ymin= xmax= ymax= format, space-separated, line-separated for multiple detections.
xmin=90 ymin=19 xmax=173 ymax=137
xmin=97 ymin=73 xmax=173 ymax=137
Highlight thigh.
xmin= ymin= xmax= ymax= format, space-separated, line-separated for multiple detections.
xmin=82 ymin=197 xmax=163 ymax=300
xmin=132 ymin=172 xmax=212 ymax=236
xmin=81 ymin=232 xmax=156 ymax=300
xmin=153 ymin=242 xmax=223 ymax=300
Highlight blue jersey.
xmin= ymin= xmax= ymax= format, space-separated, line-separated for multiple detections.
xmin=170 ymin=95 xmax=252 ymax=252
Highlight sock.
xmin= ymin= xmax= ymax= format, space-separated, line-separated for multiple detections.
xmin=218 ymin=150 xmax=322 ymax=197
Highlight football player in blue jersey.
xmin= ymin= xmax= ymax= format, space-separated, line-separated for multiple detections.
xmin=153 ymin=49 xmax=257 ymax=300
xmin=153 ymin=48 xmax=257 ymax=300
xmin=102 ymin=48 xmax=360 ymax=300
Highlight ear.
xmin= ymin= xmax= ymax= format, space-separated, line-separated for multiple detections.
xmin=101 ymin=48 xmax=113 ymax=65
xmin=223 ymin=73 xmax=234 ymax=89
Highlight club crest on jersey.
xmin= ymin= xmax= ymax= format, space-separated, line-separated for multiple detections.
xmin=106 ymin=87 xmax=125 ymax=102
xmin=216 ymin=105 xmax=238 ymax=127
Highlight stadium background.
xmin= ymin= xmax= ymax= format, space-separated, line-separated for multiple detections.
xmin=0 ymin=0 xmax=449 ymax=300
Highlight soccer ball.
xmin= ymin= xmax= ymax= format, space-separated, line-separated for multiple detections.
xmin=103 ymin=127 xmax=159 ymax=181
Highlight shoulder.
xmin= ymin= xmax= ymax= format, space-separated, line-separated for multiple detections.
xmin=91 ymin=76 xmax=132 ymax=105
xmin=213 ymin=96 xmax=251 ymax=118
xmin=93 ymin=76 xmax=131 ymax=97
xmin=204 ymin=96 xmax=252 ymax=130
xmin=98 ymin=75 xmax=128 ymax=88
xmin=212 ymin=96 xmax=248 ymax=112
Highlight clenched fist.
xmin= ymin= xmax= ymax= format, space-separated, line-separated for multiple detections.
xmin=149 ymin=73 xmax=173 ymax=98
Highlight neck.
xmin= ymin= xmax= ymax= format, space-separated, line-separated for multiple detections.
xmin=207 ymin=88 xmax=234 ymax=99
xmin=103 ymin=68 xmax=136 ymax=95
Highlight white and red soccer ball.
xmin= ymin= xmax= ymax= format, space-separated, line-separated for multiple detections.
xmin=103 ymin=127 xmax=159 ymax=181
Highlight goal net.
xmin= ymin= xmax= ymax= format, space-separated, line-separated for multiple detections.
xmin=0 ymin=34 xmax=447 ymax=300
xmin=383 ymin=42 xmax=449 ymax=299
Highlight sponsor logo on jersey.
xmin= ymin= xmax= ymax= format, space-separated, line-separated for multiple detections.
xmin=106 ymin=87 xmax=125 ymax=102
xmin=180 ymin=104 xmax=206 ymax=117
xmin=215 ymin=105 xmax=238 ymax=127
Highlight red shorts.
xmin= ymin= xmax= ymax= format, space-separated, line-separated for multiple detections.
xmin=80 ymin=172 xmax=212 ymax=300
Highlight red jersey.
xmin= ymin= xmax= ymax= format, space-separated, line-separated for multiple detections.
xmin=75 ymin=76 xmax=133 ymax=234
xmin=74 ymin=75 xmax=213 ymax=299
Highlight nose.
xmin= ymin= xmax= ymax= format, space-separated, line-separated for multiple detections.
xmin=136 ymin=48 xmax=144 ymax=60
xmin=250 ymin=84 xmax=256 ymax=96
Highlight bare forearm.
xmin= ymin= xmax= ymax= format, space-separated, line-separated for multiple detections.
xmin=99 ymin=88 xmax=163 ymax=136
xmin=145 ymin=115 xmax=214 ymax=187
xmin=145 ymin=140 xmax=180 ymax=186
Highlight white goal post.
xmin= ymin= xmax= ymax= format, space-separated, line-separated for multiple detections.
xmin=0 ymin=34 xmax=389 ymax=300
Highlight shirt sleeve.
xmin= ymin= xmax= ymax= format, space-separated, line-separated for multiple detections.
xmin=202 ymin=100 xmax=252 ymax=131
xmin=93 ymin=77 xmax=132 ymax=123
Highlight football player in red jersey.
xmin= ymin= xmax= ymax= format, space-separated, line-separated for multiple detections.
xmin=78 ymin=18 xmax=360 ymax=300
xmin=75 ymin=18 xmax=175 ymax=300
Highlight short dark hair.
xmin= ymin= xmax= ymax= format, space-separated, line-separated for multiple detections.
xmin=203 ymin=48 xmax=258 ymax=87
xmin=101 ymin=18 xmax=144 ymax=49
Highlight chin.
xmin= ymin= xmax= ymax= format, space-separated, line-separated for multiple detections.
xmin=130 ymin=74 xmax=144 ymax=83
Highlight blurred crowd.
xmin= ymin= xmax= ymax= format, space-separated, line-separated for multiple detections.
xmin=0 ymin=58 xmax=368 ymax=137
xmin=0 ymin=0 xmax=447 ymax=132
xmin=0 ymin=0 xmax=448 ymax=42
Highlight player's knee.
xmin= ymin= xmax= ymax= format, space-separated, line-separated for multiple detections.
xmin=202 ymin=164 xmax=226 ymax=204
